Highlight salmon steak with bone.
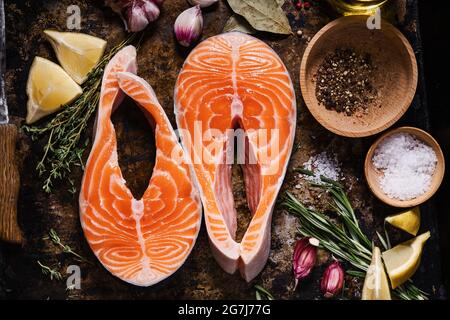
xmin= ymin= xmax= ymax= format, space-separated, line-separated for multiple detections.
xmin=175 ymin=32 xmax=296 ymax=281
xmin=79 ymin=46 xmax=202 ymax=286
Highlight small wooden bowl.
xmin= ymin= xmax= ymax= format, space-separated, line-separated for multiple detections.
xmin=300 ymin=16 xmax=418 ymax=137
xmin=365 ymin=127 xmax=445 ymax=208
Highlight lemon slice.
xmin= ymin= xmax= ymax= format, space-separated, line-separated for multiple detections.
xmin=382 ymin=232 xmax=430 ymax=289
xmin=386 ymin=207 xmax=421 ymax=236
xmin=26 ymin=57 xmax=82 ymax=124
xmin=362 ymin=247 xmax=391 ymax=300
xmin=44 ymin=30 xmax=107 ymax=84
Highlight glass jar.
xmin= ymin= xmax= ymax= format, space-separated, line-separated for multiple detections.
xmin=326 ymin=0 xmax=391 ymax=16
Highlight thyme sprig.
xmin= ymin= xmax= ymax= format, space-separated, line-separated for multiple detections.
xmin=46 ymin=229 xmax=91 ymax=264
xmin=23 ymin=33 xmax=140 ymax=193
xmin=283 ymin=176 xmax=428 ymax=300
xmin=37 ymin=261 xmax=63 ymax=281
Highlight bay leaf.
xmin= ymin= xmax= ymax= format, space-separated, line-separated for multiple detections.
xmin=223 ymin=14 xmax=257 ymax=34
xmin=226 ymin=0 xmax=292 ymax=35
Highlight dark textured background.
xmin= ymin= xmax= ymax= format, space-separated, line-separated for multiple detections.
xmin=419 ymin=0 xmax=450 ymax=294
xmin=0 ymin=0 xmax=448 ymax=299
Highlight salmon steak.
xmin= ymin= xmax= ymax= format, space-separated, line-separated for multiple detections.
xmin=174 ymin=32 xmax=296 ymax=281
xmin=79 ymin=46 xmax=201 ymax=286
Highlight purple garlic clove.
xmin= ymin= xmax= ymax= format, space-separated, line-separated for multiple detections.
xmin=174 ymin=5 xmax=203 ymax=47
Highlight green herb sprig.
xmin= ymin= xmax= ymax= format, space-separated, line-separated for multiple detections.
xmin=283 ymin=176 xmax=428 ymax=300
xmin=46 ymin=228 xmax=90 ymax=264
xmin=255 ymin=285 xmax=274 ymax=300
xmin=37 ymin=261 xmax=63 ymax=281
xmin=23 ymin=33 xmax=140 ymax=193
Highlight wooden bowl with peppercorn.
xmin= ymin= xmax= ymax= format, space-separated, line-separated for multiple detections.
xmin=300 ymin=15 xmax=418 ymax=137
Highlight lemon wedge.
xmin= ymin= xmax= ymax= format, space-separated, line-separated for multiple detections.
xmin=44 ymin=30 xmax=107 ymax=84
xmin=385 ymin=207 xmax=421 ymax=236
xmin=362 ymin=247 xmax=391 ymax=300
xmin=26 ymin=57 xmax=82 ymax=124
xmin=382 ymin=232 xmax=430 ymax=289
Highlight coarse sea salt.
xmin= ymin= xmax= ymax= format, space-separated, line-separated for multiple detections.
xmin=372 ymin=133 xmax=437 ymax=201
xmin=301 ymin=151 xmax=341 ymax=183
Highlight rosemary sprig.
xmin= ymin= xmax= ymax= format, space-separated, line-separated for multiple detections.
xmin=294 ymin=167 xmax=314 ymax=176
xmin=283 ymin=178 xmax=428 ymax=300
xmin=23 ymin=33 xmax=140 ymax=193
xmin=47 ymin=228 xmax=91 ymax=264
xmin=37 ymin=261 xmax=63 ymax=281
xmin=255 ymin=285 xmax=274 ymax=300
xmin=346 ymin=270 xmax=366 ymax=278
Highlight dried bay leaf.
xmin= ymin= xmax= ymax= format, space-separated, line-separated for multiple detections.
xmin=226 ymin=0 xmax=292 ymax=35
xmin=223 ymin=14 xmax=257 ymax=34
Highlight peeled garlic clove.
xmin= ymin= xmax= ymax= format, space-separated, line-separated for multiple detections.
xmin=187 ymin=0 xmax=218 ymax=8
xmin=174 ymin=5 xmax=203 ymax=47
xmin=321 ymin=261 xmax=345 ymax=298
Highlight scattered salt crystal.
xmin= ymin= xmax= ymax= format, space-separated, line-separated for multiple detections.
xmin=301 ymin=151 xmax=341 ymax=183
xmin=372 ymin=133 xmax=437 ymax=201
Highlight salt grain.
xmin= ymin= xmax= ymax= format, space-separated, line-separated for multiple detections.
xmin=372 ymin=133 xmax=437 ymax=201
xmin=301 ymin=151 xmax=341 ymax=183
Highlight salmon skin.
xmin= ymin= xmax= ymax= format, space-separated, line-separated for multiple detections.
xmin=79 ymin=46 xmax=202 ymax=286
xmin=175 ymin=32 xmax=296 ymax=281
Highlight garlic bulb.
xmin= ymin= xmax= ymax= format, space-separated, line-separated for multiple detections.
xmin=174 ymin=5 xmax=203 ymax=47
xmin=187 ymin=0 xmax=218 ymax=8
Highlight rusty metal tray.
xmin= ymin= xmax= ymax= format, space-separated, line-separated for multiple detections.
xmin=0 ymin=0 xmax=445 ymax=299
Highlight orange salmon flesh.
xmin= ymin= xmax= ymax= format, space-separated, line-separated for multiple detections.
xmin=175 ymin=32 xmax=296 ymax=281
xmin=79 ymin=46 xmax=202 ymax=286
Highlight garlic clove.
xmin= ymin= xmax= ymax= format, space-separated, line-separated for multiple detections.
xmin=293 ymin=237 xmax=317 ymax=290
xmin=174 ymin=5 xmax=203 ymax=47
xmin=321 ymin=261 xmax=345 ymax=298
xmin=187 ymin=0 xmax=218 ymax=8
xmin=105 ymin=0 xmax=163 ymax=32
xmin=143 ymin=0 xmax=160 ymax=22
xmin=126 ymin=3 xmax=149 ymax=32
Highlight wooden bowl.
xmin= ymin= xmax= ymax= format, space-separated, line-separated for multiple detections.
xmin=365 ymin=127 xmax=445 ymax=208
xmin=300 ymin=16 xmax=418 ymax=137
